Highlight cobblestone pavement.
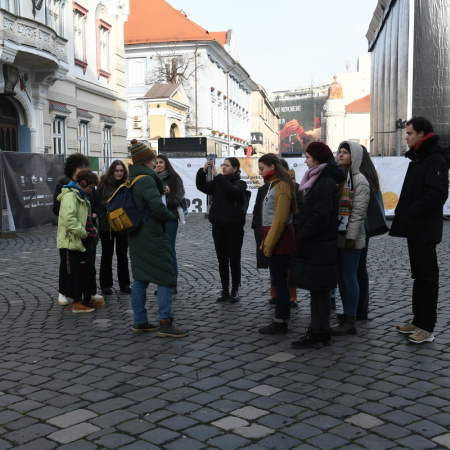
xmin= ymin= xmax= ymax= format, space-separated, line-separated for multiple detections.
xmin=0 ymin=214 xmax=450 ymax=449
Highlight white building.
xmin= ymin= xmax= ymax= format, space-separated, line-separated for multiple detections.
xmin=124 ymin=0 xmax=258 ymax=157
xmin=0 ymin=0 xmax=129 ymax=168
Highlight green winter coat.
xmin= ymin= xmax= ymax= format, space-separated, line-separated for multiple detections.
xmin=128 ymin=164 xmax=176 ymax=287
xmin=56 ymin=188 xmax=89 ymax=251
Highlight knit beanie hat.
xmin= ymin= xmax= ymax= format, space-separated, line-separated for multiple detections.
xmin=129 ymin=139 xmax=156 ymax=165
xmin=306 ymin=142 xmax=333 ymax=164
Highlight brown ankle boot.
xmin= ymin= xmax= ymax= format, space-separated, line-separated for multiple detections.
xmin=331 ymin=315 xmax=357 ymax=336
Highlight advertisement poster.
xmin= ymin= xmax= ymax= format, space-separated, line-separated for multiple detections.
xmin=274 ymin=96 xmax=327 ymax=154
xmin=1 ymin=152 xmax=63 ymax=229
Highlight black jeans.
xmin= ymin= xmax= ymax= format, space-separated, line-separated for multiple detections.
xmin=407 ymin=239 xmax=439 ymax=332
xmin=356 ymin=236 xmax=370 ymax=319
xmin=99 ymin=231 xmax=130 ymax=289
xmin=212 ymin=225 xmax=244 ymax=292
xmin=269 ymin=253 xmax=291 ymax=322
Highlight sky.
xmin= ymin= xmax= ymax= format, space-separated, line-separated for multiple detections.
xmin=167 ymin=0 xmax=379 ymax=91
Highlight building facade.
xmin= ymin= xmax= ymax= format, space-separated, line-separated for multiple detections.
xmin=250 ymin=85 xmax=279 ymax=155
xmin=0 ymin=0 xmax=129 ymax=169
xmin=124 ymin=0 xmax=258 ymax=157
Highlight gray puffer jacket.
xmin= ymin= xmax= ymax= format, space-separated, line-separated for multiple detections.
xmin=337 ymin=141 xmax=370 ymax=249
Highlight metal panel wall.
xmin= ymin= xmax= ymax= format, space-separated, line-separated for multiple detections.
xmin=413 ymin=0 xmax=450 ymax=147
xmin=369 ymin=0 xmax=409 ymax=155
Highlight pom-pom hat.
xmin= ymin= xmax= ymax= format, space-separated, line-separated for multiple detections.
xmin=129 ymin=139 xmax=156 ymax=164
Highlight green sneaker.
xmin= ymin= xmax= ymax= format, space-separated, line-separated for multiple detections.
xmin=396 ymin=322 xmax=418 ymax=334
xmin=409 ymin=328 xmax=434 ymax=344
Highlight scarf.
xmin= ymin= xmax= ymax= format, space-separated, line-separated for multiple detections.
xmin=299 ymin=163 xmax=327 ymax=196
xmin=414 ymin=132 xmax=435 ymax=151
xmin=263 ymin=170 xmax=277 ymax=182
xmin=158 ymin=169 xmax=170 ymax=181
xmin=338 ymin=169 xmax=354 ymax=233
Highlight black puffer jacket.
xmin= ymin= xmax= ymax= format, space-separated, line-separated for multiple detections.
xmin=389 ymin=134 xmax=449 ymax=244
xmin=196 ymin=169 xmax=247 ymax=228
xmin=289 ymin=160 xmax=346 ymax=291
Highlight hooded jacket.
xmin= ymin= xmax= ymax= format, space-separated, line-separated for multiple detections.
xmin=289 ymin=160 xmax=346 ymax=290
xmin=127 ymin=164 xmax=176 ymax=287
xmin=337 ymin=141 xmax=370 ymax=250
xmin=389 ymin=133 xmax=449 ymax=244
xmin=56 ymin=187 xmax=89 ymax=252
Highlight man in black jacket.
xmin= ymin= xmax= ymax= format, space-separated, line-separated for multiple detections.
xmin=390 ymin=116 xmax=449 ymax=343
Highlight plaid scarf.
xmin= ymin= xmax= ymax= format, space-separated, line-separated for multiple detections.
xmin=338 ymin=170 xmax=354 ymax=232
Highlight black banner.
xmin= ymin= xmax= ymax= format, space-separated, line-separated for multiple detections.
xmin=1 ymin=152 xmax=64 ymax=229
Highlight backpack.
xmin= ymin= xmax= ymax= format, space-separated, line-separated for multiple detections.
xmin=107 ymin=175 xmax=148 ymax=234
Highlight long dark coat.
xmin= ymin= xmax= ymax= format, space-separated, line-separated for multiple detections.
xmin=389 ymin=134 xmax=449 ymax=244
xmin=289 ymin=160 xmax=345 ymax=291
xmin=128 ymin=164 xmax=176 ymax=287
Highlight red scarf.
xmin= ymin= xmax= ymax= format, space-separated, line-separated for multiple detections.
xmin=414 ymin=132 xmax=435 ymax=151
xmin=263 ymin=170 xmax=277 ymax=182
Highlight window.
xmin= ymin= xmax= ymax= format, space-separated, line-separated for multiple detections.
xmin=48 ymin=0 xmax=64 ymax=36
xmin=73 ymin=3 xmax=88 ymax=73
xmin=96 ymin=19 xmax=111 ymax=81
xmin=1 ymin=0 xmax=20 ymax=14
xmin=53 ymin=117 xmax=65 ymax=155
xmin=79 ymin=121 xmax=89 ymax=154
xmin=103 ymin=126 xmax=112 ymax=167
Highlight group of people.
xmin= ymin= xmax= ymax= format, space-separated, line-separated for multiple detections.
xmin=52 ymin=115 xmax=449 ymax=344
xmin=197 ymin=115 xmax=449 ymax=347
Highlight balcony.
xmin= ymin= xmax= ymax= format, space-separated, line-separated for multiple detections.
xmin=0 ymin=9 xmax=68 ymax=71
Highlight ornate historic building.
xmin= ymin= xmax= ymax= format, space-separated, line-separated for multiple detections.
xmin=0 ymin=0 xmax=129 ymax=169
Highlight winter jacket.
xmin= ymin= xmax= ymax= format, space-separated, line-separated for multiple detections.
xmin=261 ymin=173 xmax=295 ymax=258
xmin=389 ymin=133 xmax=449 ymax=244
xmin=53 ymin=176 xmax=101 ymax=227
xmin=337 ymin=141 xmax=370 ymax=249
xmin=127 ymin=164 xmax=176 ymax=287
xmin=196 ymin=169 xmax=248 ymax=228
xmin=56 ymin=187 xmax=89 ymax=252
xmin=158 ymin=170 xmax=184 ymax=221
xmin=289 ymin=160 xmax=346 ymax=290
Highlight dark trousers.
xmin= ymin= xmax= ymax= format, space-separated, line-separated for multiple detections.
xmin=310 ymin=289 xmax=331 ymax=332
xmin=59 ymin=241 xmax=95 ymax=303
xmin=99 ymin=231 xmax=130 ymax=289
xmin=212 ymin=225 xmax=244 ymax=292
xmin=269 ymin=253 xmax=291 ymax=322
xmin=407 ymin=239 xmax=439 ymax=332
xmin=356 ymin=236 xmax=370 ymax=319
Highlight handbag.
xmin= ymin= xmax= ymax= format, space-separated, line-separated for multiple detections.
xmin=365 ymin=190 xmax=389 ymax=237
xmin=177 ymin=205 xmax=186 ymax=225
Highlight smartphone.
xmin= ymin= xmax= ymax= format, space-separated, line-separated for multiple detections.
xmin=208 ymin=154 xmax=215 ymax=163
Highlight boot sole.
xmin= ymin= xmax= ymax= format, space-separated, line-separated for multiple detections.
xmin=158 ymin=332 xmax=189 ymax=338
xmin=132 ymin=327 xmax=159 ymax=333
xmin=72 ymin=309 xmax=95 ymax=313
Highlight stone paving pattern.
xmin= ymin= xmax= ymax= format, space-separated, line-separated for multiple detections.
xmin=0 ymin=214 xmax=449 ymax=449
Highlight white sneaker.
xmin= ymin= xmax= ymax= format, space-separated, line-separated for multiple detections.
xmin=91 ymin=293 xmax=104 ymax=301
xmin=409 ymin=328 xmax=435 ymax=344
xmin=58 ymin=293 xmax=69 ymax=306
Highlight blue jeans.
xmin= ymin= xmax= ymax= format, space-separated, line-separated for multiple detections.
xmin=337 ymin=248 xmax=362 ymax=316
xmin=269 ymin=254 xmax=291 ymax=322
xmin=131 ymin=280 xmax=173 ymax=324
xmin=167 ymin=219 xmax=179 ymax=279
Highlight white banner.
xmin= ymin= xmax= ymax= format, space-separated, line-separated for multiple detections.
xmin=170 ymin=157 xmax=450 ymax=216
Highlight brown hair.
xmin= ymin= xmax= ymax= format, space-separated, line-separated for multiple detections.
xmin=77 ymin=168 xmax=99 ymax=187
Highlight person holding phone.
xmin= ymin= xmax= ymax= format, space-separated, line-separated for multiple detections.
xmin=196 ymin=156 xmax=248 ymax=303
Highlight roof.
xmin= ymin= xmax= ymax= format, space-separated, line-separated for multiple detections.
xmin=144 ymin=83 xmax=180 ymax=99
xmin=125 ymin=0 xmax=226 ymax=46
xmin=345 ymin=94 xmax=370 ymax=113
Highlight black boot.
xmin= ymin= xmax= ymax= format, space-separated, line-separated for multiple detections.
xmin=291 ymin=327 xmax=322 ymax=349
xmin=259 ymin=321 xmax=288 ymax=335
xmin=229 ymin=289 xmax=240 ymax=303
xmin=331 ymin=315 xmax=357 ymax=336
xmin=217 ymin=289 xmax=229 ymax=302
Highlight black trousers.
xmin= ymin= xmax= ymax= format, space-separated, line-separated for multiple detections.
xmin=407 ymin=239 xmax=439 ymax=332
xmin=212 ymin=225 xmax=244 ymax=292
xmin=310 ymin=289 xmax=331 ymax=332
xmin=59 ymin=240 xmax=95 ymax=303
xmin=99 ymin=231 xmax=130 ymax=289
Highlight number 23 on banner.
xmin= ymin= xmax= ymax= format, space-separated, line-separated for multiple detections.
xmin=184 ymin=198 xmax=202 ymax=213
